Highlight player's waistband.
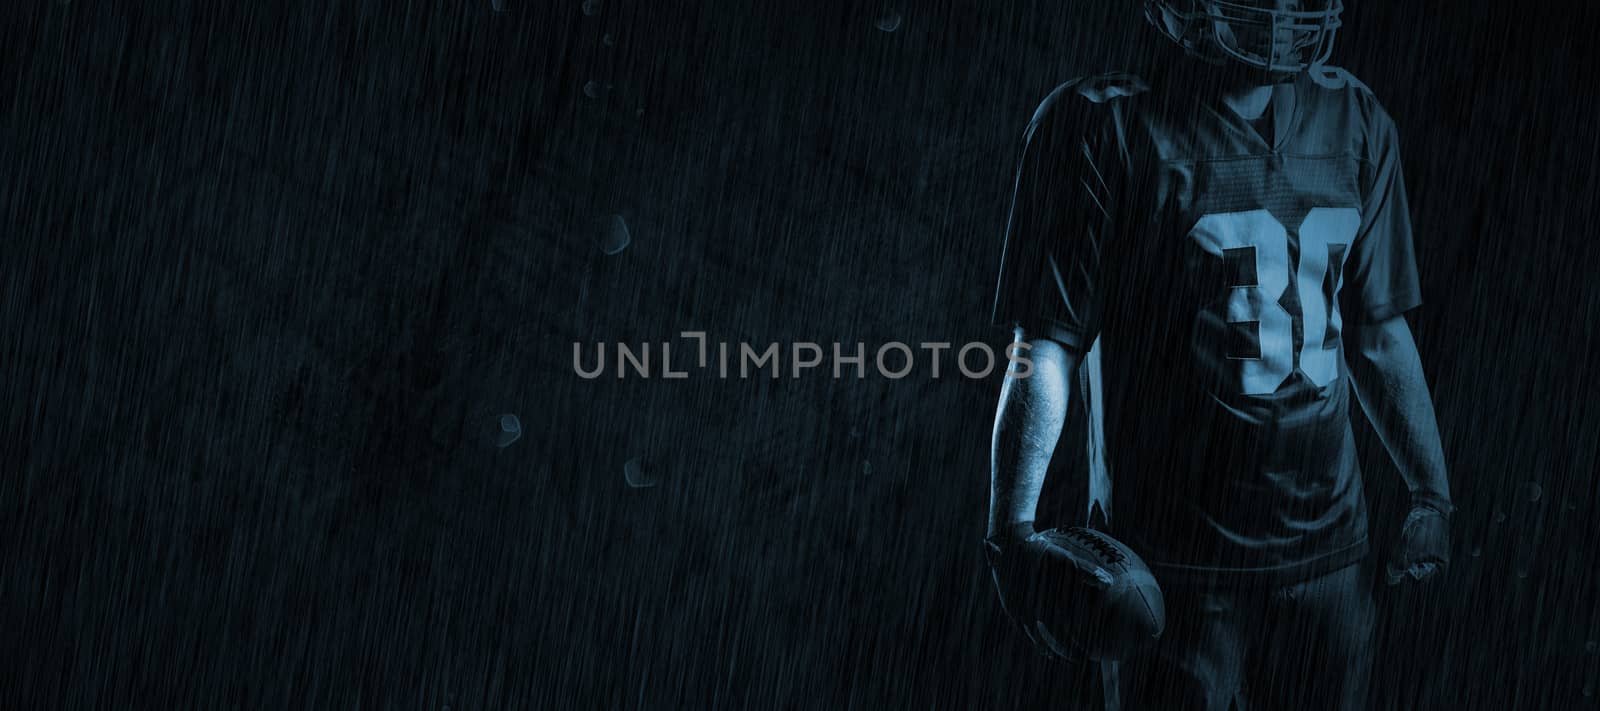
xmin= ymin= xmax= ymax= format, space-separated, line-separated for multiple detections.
xmin=1144 ymin=537 xmax=1369 ymax=590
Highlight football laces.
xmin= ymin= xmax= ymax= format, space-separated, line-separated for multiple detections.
xmin=1066 ymin=527 xmax=1126 ymax=564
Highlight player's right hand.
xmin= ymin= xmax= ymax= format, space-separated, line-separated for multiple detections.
xmin=983 ymin=524 xmax=1074 ymax=661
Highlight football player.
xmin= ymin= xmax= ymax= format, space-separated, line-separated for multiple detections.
xmin=985 ymin=1 xmax=1454 ymax=709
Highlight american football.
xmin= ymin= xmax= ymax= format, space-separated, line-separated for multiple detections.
xmin=1026 ymin=527 xmax=1165 ymax=661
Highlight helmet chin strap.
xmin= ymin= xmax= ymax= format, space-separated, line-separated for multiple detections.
xmin=1207 ymin=55 xmax=1301 ymax=89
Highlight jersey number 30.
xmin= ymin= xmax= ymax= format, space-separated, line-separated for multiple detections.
xmin=1191 ymin=208 xmax=1358 ymax=396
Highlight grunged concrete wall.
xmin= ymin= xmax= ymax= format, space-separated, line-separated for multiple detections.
xmin=7 ymin=0 xmax=1600 ymax=708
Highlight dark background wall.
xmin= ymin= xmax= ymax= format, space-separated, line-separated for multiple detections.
xmin=5 ymin=0 xmax=1599 ymax=708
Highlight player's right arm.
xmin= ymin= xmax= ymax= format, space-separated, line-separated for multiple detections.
xmin=988 ymin=331 xmax=1077 ymax=541
xmin=984 ymin=331 xmax=1079 ymax=658
xmin=984 ymin=78 xmax=1118 ymax=657
xmin=987 ymin=79 xmax=1114 ymax=542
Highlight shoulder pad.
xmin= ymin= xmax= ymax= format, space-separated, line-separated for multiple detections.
xmin=1304 ymin=65 xmax=1393 ymax=131
xmin=1305 ymin=65 xmax=1372 ymax=95
xmin=1069 ymin=72 xmax=1152 ymax=104
xmin=1027 ymin=72 xmax=1149 ymax=132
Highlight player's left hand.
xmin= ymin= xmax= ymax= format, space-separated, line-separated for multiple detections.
xmin=1386 ymin=505 xmax=1451 ymax=585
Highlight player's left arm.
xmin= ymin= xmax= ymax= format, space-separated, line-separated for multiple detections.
xmin=1343 ymin=95 xmax=1454 ymax=586
xmin=1346 ymin=315 xmax=1453 ymax=585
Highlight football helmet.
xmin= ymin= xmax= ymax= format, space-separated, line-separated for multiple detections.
xmin=1144 ymin=0 xmax=1343 ymax=74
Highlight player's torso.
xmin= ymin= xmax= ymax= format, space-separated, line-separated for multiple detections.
xmin=1095 ymin=70 xmax=1375 ymax=432
xmin=1083 ymin=70 xmax=1381 ymax=571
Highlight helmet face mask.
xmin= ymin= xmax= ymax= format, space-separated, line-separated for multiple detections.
xmin=1146 ymin=0 xmax=1343 ymax=77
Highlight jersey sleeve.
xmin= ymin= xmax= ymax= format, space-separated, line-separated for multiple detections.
xmin=1343 ymin=108 xmax=1423 ymax=323
xmin=989 ymin=84 xmax=1116 ymax=352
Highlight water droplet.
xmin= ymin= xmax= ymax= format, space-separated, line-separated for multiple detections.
xmin=583 ymin=81 xmax=603 ymax=99
xmin=1469 ymin=545 xmax=1482 ymax=558
xmin=624 ymin=457 xmax=658 ymax=488
xmin=1493 ymin=509 xmax=1508 ymax=524
xmin=596 ymin=214 xmax=631 ymax=255
xmin=862 ymin=460 xmax=872 ymax=476
xmin=1586 ymin=640 xmax=1597 ymax=654
xmin=875 ymin=12 xmax=903 ymax=32
xmin=603 ymin=33 xmax=616 ymax=47
xmin=1518 ymin=481 xmax=1542 ymax=503
xmin=494 ymin=414 xmax=522 ymax=448
xmin=582 ymin=0 xmax=601 ymax=16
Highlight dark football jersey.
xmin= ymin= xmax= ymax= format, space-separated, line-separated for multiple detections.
xmin=991 ymin=66 xmax=1422 ymax=584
